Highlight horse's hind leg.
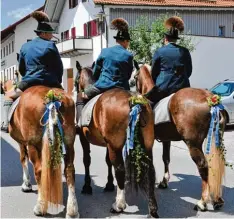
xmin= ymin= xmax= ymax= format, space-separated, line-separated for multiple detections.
xmin=188 ymin=144 xmax=209 ymax=211
xmin=109 ymin=149 xmax=126 ymax=213
xmin=80 ymin=131 xmax=92 ymax=194
xmin=158 ymin=141 xmax=171 ymax=189
xmin=104 ymin=148 xmax=115 ymax=192
xmin=27 ymin=145 xmax=44 ymax=216
xmin=144 ymin=151 xmax=159 ymax=218
xmin=19 ymin=144 xmax=32 ymax=192
xmin=64 ymin=144 xmax=79 ymax=218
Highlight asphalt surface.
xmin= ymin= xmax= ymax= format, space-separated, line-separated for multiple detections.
xmin=1 ymin=94 xmax=234 ymax=218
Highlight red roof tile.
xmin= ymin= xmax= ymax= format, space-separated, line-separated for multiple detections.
xmin=94 ymin=0 xmax=234 ymax=7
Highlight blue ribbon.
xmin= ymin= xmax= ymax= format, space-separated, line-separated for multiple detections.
xmin=205 ymin=104 xmax=224 ymax=154
xmin=41 ymin=101 xmax=66 ymax=155
xmin=123 ymin=104 xmax=142 ymax=160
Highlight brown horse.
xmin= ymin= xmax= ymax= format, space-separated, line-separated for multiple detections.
xmin=6 ymin=85 xmax=79 ymax=218
xmin=77 ymin=65 xmax=159 ymax=217
xmin=134 ymin=64 xmax=226 ymax=211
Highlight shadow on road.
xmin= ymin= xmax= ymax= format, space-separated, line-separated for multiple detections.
xmin=1 ymin=137 xmax=36 ymax=187
xmin=225 ymin=124 xmax=234 ymax=132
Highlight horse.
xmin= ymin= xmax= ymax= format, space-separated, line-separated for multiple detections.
xmin=134 ymin=64 xmax=226 ymax=211
xmin=76 ymin=63 xmax=159 ymax=217
xmin=5 ymin=85 xmax=79 ymax=218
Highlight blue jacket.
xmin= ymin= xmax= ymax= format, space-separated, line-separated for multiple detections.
xmin=19 ymin=37 xmax=63 ymax=86
xmin=93 ymin=45 xmax=133 ymax=91
xmin=151 ymin=43 xmax=192 ymax=94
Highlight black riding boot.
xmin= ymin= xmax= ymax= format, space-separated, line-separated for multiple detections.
xmin=144 ymin=86 xmax=168 ymax=108
xmin=1 ymin=100 xmax=13 ymax=133
xmin=75 ymin=93 xmax=85 ymax=134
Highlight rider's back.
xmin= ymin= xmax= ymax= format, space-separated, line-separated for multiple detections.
xmin=94 ymin=45 xmax=133 ymax=91
xmin=19 ymin=37 xmax=63 ymax=86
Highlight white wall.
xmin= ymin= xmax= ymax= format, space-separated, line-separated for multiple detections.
xmin=14 ymin=17 xmax=38 ymax=54
xmin=190 ymin=36 xmax=234 ymax=89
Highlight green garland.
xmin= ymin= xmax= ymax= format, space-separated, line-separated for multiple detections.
xmin=129 ymin=95 xmax=148 ymax=106
xmin=129 ymin=121 xmax=151 ymax=183
xmin=44 ymin=90 xmax=64 ymax=169
xmin=206 ymin=94 xmax=233 ymax=170
xmin=47 ymin=128 xmax=64 ymax=169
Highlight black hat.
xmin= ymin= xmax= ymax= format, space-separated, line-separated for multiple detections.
xmin=111 ymin=18 xmax=131 ymax=41
xmin=164 ymin=16 xmax=184 ymax=39
xmin=114 ymin=31 xmax=131 ymax=41
xmin=31 ymin=11 xmax=55 ymax=33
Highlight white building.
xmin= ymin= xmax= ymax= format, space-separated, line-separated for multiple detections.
xmin=1 ymin=7 xmax=43 ymax=82
xmin=45 ymin=0 xmax=234 ymax=91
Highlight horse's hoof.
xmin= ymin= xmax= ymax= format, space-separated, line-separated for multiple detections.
xmin=33 ymin=204 xmax=44 ymax=216
xmin=149 ymin=211 xmax=160 ymax=218
xmin=81 ymin=185 xmax=92 ymax=195
xmin=104 ymin=183 xmax=115 ymax=192
xmin=21 ymin=182 xmax=32 ymax=193
xmin=66 ymin=213 xmax=80 ymax=218
xmin=213 ymin=198 xmax=224 ymax=210
xmin=194 ymin=202 xmax=207 ymax=212
xmin=158 ymin=181 xmax=168 ymax=189
xmin=110 ymin=207 xmax=123 ymax=214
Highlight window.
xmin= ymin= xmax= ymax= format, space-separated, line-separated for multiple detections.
xmin=9 ymin=68 xmax=11 ymax=80
xmin=82 ymin=0 xmax=87 ymax=2
xmin=9 ymin=43 xmax=11 ymax=54
xmin=6 ymin=69 xmax=8 ymax=80
xmin=12 ymin=41 xmax=14 ymax=52
xmin=3 ymin=47 xmax=5 ymax=57
xmin=71 ymin=27 xmax=76 ymax=39
xmin=69 ymin=0 xmax=78 ymax=9
xmin=6 ymin=45 xmax=8 ymax=56
xmin=64 ymin=30 xmax=70 ymax=40
xmin=1 ymin=50 xmax=2 ymax=59
xmin=233 ymin=24 xmax=234 ymax=32
xmin=218 ymin=26 xmax=225 ymax=37
xmin=210 ymin=82 xmax=234 ymax=97
xmin=83 ymin=19 xmax=104 ymax=38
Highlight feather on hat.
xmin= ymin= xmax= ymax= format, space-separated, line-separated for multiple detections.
xmin=164 ymin=16 xmax=184 ymax=32
xmin=111 ymin=18 xmax=129 ymax=32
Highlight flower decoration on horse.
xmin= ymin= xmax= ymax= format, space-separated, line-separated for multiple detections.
xmin=207 ymin=94 xmax=222 ymax=107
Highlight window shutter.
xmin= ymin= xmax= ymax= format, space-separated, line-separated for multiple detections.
xmin=84 ymin=23 xmax=87 ymax=37
xmin=91 ymin=20 xmax=97 ymax=37
xmin=71 ymin=27 xmax=76 ymax=38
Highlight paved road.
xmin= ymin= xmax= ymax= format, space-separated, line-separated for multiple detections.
xmin=1 ymin=95 xmax=234 ymax=218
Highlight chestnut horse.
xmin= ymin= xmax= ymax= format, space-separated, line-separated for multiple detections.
xmin=5 ymin=85 xmax=79 ymax=218
xmin=134 ymin=64 xmax=226 ymax=211
xmin=76 ymin=64 xmax=159 ymax=217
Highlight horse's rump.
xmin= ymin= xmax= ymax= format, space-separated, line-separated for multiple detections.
xmin=9 ymin=85 xmax=75 ymax=145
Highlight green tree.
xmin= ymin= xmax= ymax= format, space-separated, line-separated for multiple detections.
xmin=129 ymin=14 xmax=195 ymax=64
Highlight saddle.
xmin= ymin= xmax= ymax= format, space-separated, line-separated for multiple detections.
xmin=153 ymin=94 xmax=174 ymax=125
xmin=78 ymin=94 xmax=102 ymax=127
xmin=8 ymin=97 xmax=21 ymax=122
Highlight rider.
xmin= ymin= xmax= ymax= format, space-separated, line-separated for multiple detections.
xmin=76 ymin=18 xmax=133 ymax=123
xmin=1 ymin=11 xmax=63 ymax=133
xmin=145 ymin=16 xmax=192 ymax=104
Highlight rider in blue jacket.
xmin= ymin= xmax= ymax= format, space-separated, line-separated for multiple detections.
xmin=146 ymin=16 xmax=192 ymax=104
xmin=1 ymin=11 xmax=63 ymax=133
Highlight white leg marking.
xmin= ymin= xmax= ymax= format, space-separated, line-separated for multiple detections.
xmin=21 ymin=158 xmax=32 ymax=191
xmin=112 ymin=186 xmax=126 ymax=212
xmin=164 ymin=172 xmax=170 ymax=182
xmin=197 ymin=199 xmax=208 ymax=211
xmin=33 ymin=187 xmax=45 ymax=216
xmin=66 ymin=184 xmax=79 ymax=218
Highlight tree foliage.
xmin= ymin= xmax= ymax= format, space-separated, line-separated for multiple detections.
xmin=129 ymin=14 xmax=195 ymax=64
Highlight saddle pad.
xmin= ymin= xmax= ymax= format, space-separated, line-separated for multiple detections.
xmin=153 ymin=94 xmax=174 ymax=125
xmin=8 ymin=97 xmax=21 ymax=122
xmin=78 ymin=94 xmax=102 ymax=127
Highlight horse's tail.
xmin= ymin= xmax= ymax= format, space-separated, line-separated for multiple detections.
xmin=40 ymin=101 xmax=64 ymax=213
xmin=206 ymin=110 xmax=226 ymax=202
xmin=125 ymin=96 xmax=155 ymax=193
